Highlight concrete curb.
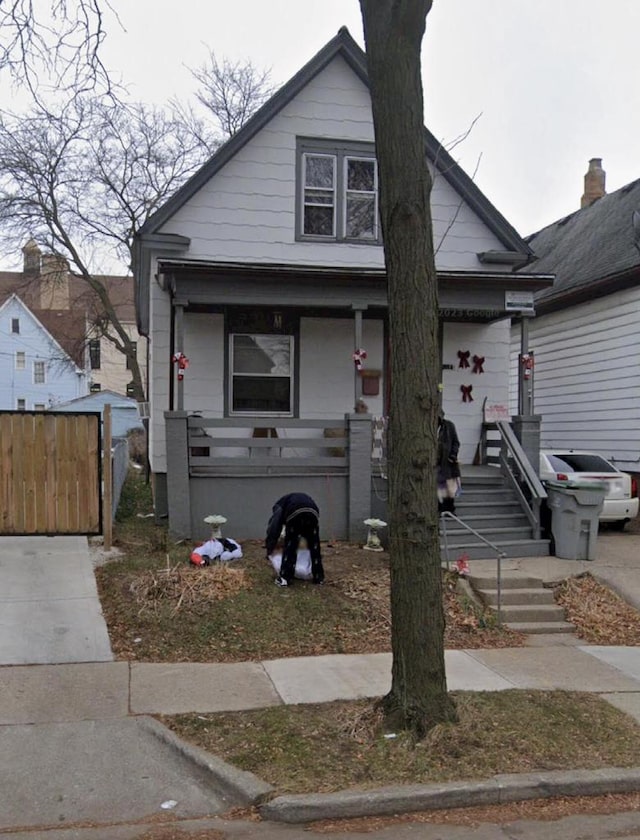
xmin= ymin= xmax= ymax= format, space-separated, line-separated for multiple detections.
xmin=138 ymin=715 xmax=275 ymax=806
xmin=259 ymin=766 xmax=640 ymax=823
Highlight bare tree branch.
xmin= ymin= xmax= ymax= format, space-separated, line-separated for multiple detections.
xmin=0 ymin=0 xmax=120 ymax=98
xmin=188 ymin=49 xmax=275 ymax=138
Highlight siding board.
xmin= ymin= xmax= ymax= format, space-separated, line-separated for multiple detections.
xmin=510 ymin=286 xmax=640 ymax=469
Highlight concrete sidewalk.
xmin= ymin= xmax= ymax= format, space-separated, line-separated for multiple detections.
xmin=2 ymin=532 xmax=640 ymax=832
xmin=2 ymin=645 xmax=640 ymax=724
xmin=0 ymin=536 xmax=112 ymax=664
xmin=2 ymin=645 xmax=640 ymax=830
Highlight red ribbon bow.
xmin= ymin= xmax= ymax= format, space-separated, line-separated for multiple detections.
xmin=461 ymin=384 xmax=473 ymax=402
xmin=472 ymin=355 xmax=485 ymax=374
xmin=352 ymin=348 xmax=367 ymax=371
xmin=457 ymin=350 xmax=470 ymax=369
xmin=172 ymin=351 xmax=189 ymax=381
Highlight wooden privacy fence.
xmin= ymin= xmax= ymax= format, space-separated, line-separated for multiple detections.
xmin=0 ymin=410 xmax=102 ymax=536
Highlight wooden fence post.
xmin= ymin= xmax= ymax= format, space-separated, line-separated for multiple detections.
xmin=103 ymin=404 xmax=112 ymax=550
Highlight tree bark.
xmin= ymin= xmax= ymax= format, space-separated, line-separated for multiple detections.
xmin=360 ymin=0 xmax=457 ymax=736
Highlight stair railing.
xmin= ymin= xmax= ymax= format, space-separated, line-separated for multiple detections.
xmin=440 ymin=511 xmax=505 ymax=625
xmin=496 ymin=420 xmax=547 ymax=540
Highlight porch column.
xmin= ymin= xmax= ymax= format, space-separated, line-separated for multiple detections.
xmin=518 ymin=314 xmax=533 ymax=417
xmin=347 ymin=412 xmax=372 ymax=543
xmin=165 ymin=410 xmax=191 ymax=539
xmin=352 ymin=304 xmax=367 ymax=409
xmin=174 ymin=300 xmax=186 ymax=411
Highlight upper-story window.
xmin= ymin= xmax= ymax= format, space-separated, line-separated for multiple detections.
xmin=33 ymin=360 xmax=46 ymax=384
xmin=89 ymin=339 xmax=101 ymax=370
xmin=297 ymin=139 xmax=380 ymax=244
xmin=15 ymin=351 xmax=25 ymax=370
xmin=11 ymin=318 xmax=20 ymax=334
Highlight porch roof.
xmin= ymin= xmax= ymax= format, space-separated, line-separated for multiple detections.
xmin=158 ymin=259 xmax=554 ymax=322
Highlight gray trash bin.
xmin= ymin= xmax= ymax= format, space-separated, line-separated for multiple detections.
xmin=545 ymin=480 xmax=606 ymax=561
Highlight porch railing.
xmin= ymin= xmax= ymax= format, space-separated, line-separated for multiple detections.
xmin=440 ymin=511 xmax=505 ymax=625
xmin=496 ymin=419 xmax=547 ymax=539
xmin=164 ymin=411 xmax=372 ymax=542
xmin=186 ymin=416 xmax=348 ymax=475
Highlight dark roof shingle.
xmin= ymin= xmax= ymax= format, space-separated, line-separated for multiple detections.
xmin=525 ymin=178 xmax=640 ymax=306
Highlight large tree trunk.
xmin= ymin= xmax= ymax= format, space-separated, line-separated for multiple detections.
xmin=360 ymin=0 xmax=457 ymax=736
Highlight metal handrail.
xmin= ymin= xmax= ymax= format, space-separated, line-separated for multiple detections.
xmin=496 ymin=420 xmax=547 ymax=539
xmin=439 ymin=511 xmax=505 ymax=625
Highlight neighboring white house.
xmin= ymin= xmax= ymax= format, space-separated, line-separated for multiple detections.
xmin=134 ymin=27 xmax=553 ymax=529
xmin=0 ymin=293 xmax=87 ymax=409
xmin=510 ymin=159 xmax=640 ymax=473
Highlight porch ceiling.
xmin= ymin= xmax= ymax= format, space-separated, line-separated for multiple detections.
xmin=158 ymin=260 xmax=554 ymax=322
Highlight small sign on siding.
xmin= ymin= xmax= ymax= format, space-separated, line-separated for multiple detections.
xmin=505 ymin=291 xmax=535 ymax=313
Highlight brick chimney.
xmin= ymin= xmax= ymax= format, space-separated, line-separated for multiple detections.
xmin=581 ymin=158 xmax=606 ymax=208
xmin=40 ymin=253 xmax=70 ymax=310
xmin=22 ymin=238 xmax=41 ymax=276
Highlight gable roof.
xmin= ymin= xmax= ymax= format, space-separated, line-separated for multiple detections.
xmin=0 ymin=293 xmax=83 ymax=371
xmin=525 ymin=178 xmax=640 ymax=311
xmin=138 ymin=27 xmax=531 ymax=257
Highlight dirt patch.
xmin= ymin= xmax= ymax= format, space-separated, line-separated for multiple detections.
xmin=551 ymin=572 xmax=640 ymax=645
xmin=96 ymin=538 xmax=524 ymax=662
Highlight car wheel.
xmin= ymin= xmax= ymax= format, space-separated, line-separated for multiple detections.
xmin=610 ymin=520 xmax=627 ymax=532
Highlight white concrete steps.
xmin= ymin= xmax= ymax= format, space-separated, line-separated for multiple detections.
xmin=467 ymin=571 xmax=576 ymax=635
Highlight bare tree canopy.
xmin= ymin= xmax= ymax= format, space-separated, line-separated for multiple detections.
xmin=0 ymin=0 xmax=117 ymax=95
xmin=359 ymin=0 xmax=458 ymax=736
xmin=0 ymin=95 xmax=215 ymax=398
xmin=189 ymin=49 xmax=275 ymax=138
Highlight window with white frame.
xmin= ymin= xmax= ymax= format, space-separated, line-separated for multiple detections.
xmin=15 ymin=351 xmax=25 ymax=370
xmin=33 ymin=360 xmax=46 ymax=384
xmin=11 ymin=318 xmax=20 ymax=334
xmin=17 ymin=398 xmax=26 ymax=411
xmin=34 ymin=403 xmax=45 ymax=411
xmin=298 ymin=139 xmax=379 ymax=243
xmin=229 ymin=333 xmax=293 ymax=415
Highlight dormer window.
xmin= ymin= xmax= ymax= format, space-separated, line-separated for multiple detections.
xmin=297 ymin=139 xmax=380 ymax=244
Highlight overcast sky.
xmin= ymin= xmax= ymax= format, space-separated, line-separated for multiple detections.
xmin=7 ymin=1 xmax=640 ymax=262
xmin=97 ymin=0 xmax=639 ymax=238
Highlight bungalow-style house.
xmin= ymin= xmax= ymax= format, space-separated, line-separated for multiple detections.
xmin=0 ymin=242 xmax=147 ymax=405
xmin=135 ymin=27 xmax=554 ymax=551
xmin=511 ymin=159 xmax=640 ymax=474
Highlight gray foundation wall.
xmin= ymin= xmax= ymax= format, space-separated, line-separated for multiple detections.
xmin=190 ymin=473 xmax=348 ymax=542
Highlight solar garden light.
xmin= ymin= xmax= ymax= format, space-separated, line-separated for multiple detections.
xmin=363 ymin=518 xmax=387 ymax=552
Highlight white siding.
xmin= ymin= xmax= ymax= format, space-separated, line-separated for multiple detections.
xmin=509 ymin=287 xmax=640 ymax=471
xmin=159 ymin=55 xmax=512 ymax=273
xmin=442 ymin=319 xmax=511 ymax=464
xmin=299 ymin=317 xmax=384 ymax=418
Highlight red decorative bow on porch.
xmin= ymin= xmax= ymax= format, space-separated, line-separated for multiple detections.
xmin=472 ymin=355 xmax=485 ymax=374
xmin=172 ymin=351 xmax=189 ymax=381
xmin=460 ymin=384 xmax=473 ymax=402
xmin=457 ymin=350 xmax=470 ymax=369
xmin=352 ymin=348 xmax=367 ymax=371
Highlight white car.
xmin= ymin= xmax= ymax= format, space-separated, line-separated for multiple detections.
xmin=539 ymin=450 xmax=639 ymax=529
